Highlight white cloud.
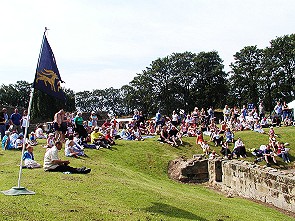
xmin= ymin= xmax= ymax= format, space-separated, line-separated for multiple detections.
xmin=0 ymin=0 xmax=295 ymax=91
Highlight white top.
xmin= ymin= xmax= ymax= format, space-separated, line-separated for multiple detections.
xmin=171 ymin=114 xmax=178 ymax=122
xmin=65 ymin=140 xmax=74 ymax=156
xmin=35 ymin=128 xmax=44 ymax=138
xmin=234 ymin=140 xmax=244 ymax=149
xmin=21 ymin=115 xmax=30 ymax=127
xmin=43 ymin=146 xmax=59 ymax=170
xmin=14 ymin=138 xmax=24 ymax=149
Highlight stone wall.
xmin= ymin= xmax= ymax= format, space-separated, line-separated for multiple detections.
xmin=168 ymin=157 xmax=295 ymax=213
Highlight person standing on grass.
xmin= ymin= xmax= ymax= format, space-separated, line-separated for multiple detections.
xmin=10 ymin=108 xmax=22 ymax=133
xmin=0 ymin=109 xmax=6 ymax=140
xmin=53 ymin=109 xmax=65 ymax=142
xmin=43 ymin=141 xmax=91 ymax=174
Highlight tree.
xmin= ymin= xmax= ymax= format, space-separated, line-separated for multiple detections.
xmin=266 ymin=34 xmax=295 ymax=102
xmin=192 ymin=51 xmax=228 ymax=109
xmin=0 ymin=81 xmax=31 ymax=108
xmin=229 ymin=46 xmax=263 ymax=107
xmin=31 ymin=87 xmax=75 ymax=122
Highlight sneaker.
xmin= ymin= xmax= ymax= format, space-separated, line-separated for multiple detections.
xmin=266 ymin=163 xmax=271 ymax=167
xmin=83 ymin=168 xmax=91 ymax=174
xmin=96 ymin=145 xmax=100 ymax=150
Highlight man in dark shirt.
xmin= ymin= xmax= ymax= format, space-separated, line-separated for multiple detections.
xmin=263 ymin=145 xmax=278 ymax=167
xmin=10 ymin=108 xmax=22 ymax=133
xmin=0 ymin=109 xmax=6 ymax=139
xmin=168 ymin=125 xmax=183 ymax=147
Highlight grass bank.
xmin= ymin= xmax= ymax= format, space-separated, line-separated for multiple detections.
xmin=0 ymin=126 xmax=294 ymax=220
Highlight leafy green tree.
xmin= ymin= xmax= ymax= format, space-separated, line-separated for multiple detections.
xmin=229 ymin=46 xmax=263 ymax=107
xmin=0 ymin=81 xmax=31 ymax=108
xmin=31 ymin=87 xmax=75 ymax=122
xmin=120 ymin=84 xmax=137 ymax=115
xmin=192 ymin=51 xmax=228 ymax=109
xmin=266 ymin=34 xmax=295 ymax=103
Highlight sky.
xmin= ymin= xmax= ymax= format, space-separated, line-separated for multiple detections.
xmin=0 ymin=0 xmax=295 ymax=92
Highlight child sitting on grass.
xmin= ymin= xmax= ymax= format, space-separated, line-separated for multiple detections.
xmin=201 ymin=140 xmax=210 ymax=156
xmin=15 ymin=133 xmax=25 ymax=150
xmin=29 ymin=132 xmax=38 ymax=146
xmin=23 ymin=144 xmax=41 ymax=169
xmin=1 ymin=131 xmax=13 ymax=150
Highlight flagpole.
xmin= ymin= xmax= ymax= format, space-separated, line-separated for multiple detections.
xmin=1 ymin=28 xmax=48 ymax=196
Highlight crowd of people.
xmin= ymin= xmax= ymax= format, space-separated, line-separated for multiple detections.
xmin=0 ymin=100 xmax=293 ymax=171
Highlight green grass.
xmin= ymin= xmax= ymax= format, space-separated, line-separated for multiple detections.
xmin=0 ymin=127 xmax=294 ymax=221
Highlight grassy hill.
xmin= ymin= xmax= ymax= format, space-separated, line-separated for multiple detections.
xmin=0 ymin=126 xmax=294 ymax=221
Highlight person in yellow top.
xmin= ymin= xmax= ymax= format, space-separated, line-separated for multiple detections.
xmin=90 ymin=127 xmax=110 ymax=149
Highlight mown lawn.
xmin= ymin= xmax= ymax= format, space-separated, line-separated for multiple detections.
xmin=0 ymin=126 xmax=294 ymax=221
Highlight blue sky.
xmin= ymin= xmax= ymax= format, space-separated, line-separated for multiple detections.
xmin=1 ymin=0 xmax=294 ymax=92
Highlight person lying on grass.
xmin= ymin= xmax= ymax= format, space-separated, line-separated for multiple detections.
xmin=43 ymin=141 xmax=91 ymax=174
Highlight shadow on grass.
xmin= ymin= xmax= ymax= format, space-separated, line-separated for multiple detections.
xmin=143 ymin=202 xmax=208 ymax=221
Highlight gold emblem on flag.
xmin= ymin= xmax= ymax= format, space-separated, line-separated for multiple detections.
xmin=35 ymin=69 xmax=61 ymax=92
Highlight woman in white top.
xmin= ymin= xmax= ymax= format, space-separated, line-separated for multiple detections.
xmin=21 ymin=110 xmax=30 ymax=136
xmin=171 ymin=111 xmax=179 ymax=126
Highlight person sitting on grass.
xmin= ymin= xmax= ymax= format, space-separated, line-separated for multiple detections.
xmin=269 ymin=134 xmax=278 ymax=152
xmin=105 ymin=129 xmax=116 ymax=145
xmin=201 ymin=140 xmax=210 ymax=156
xmin=43 ymin=141 xmax=91 ymax=174
xmin=260 ymin=117 xmax=269 ymax=128
xmin=283 ymin=115 xmax=292 ymax=126
xmin=225 ymin=127 xmax=234 ymax=143
xmin=35 ymin=124 xmax=47 ymax=139
xmin=168 ymin=125 xmax=183 ymax=147
xmin=147 ymin=121 xmax=157 ymax=136
xmin=90 ymin=126 xmax=110 ymax=149
xmin=211 ymin=129 xmax=223 ymax=146
xmin=268 ymin=126 xmax=276 ymax=137
xmin=187 ymin=123 xmax=197 ymax=137
xmin=219 ymin=121 xmax=227 ymax=134
xmin=232 ymin=137 xmax=247 ymax=158
xmin=253 ymin=119 xmax=265 ymax=134
xmin=10 ymin=131 xmax=19 ymax=147
xmin=65 ymin=139 xmax=80 ymax=158
xmin=65 ymin=135 xmax=85 ymax=157
xmin=1 ymin=131 xmax=13 ymax=150
xmin=29 ymin=132 xmax=38 ymax=146
xmin=196 ymin=130 xmax=204 ymax=145
xmin=209 ymin=150 xmax=217 ymax=160
xmin=131 ymin=126 xmax=144 ymax=141
xmin=23 ymin=144 xmax=41 ymax=169
xmin=14 ymin=133 xmax=25 ymax=150
xmin=263 ymin=144 xmax=278 ymax=167
xmin=159 ymin=125 xmax=174 ymax=146
xmin=45 ymin=133 xmax=55 ymax=149
xmin=220 ymin=141 xmax=232 ymax=159
xmin=277 ymin=142 xmax=291 ymax=163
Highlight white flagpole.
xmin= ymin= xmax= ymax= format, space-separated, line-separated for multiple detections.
xmin=17 ymin=88 xmax=34 ymax=188
xmin=1 ymin=27 xmax=48 ymax=195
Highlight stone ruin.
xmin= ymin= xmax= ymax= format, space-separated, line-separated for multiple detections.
xmin=168 ymin=156 xmax=295 ymax=213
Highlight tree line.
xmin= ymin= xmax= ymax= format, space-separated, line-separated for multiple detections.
xmin=1 ymin=33 xmax=294 ymax=121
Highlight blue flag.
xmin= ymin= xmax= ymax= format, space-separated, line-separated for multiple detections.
xmin=33 ymin=35 xmax=66 ymax=101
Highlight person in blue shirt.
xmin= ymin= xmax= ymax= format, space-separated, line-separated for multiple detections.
xmin=10 ymin=108 xmax=22 ymax=133
xmin=23 ymin=144 xmax=41 ymax=169
xmin=155 ymin=110 xmax=162 ymax=128
xmin=1 ymin=131 xmax=13 ymax=150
